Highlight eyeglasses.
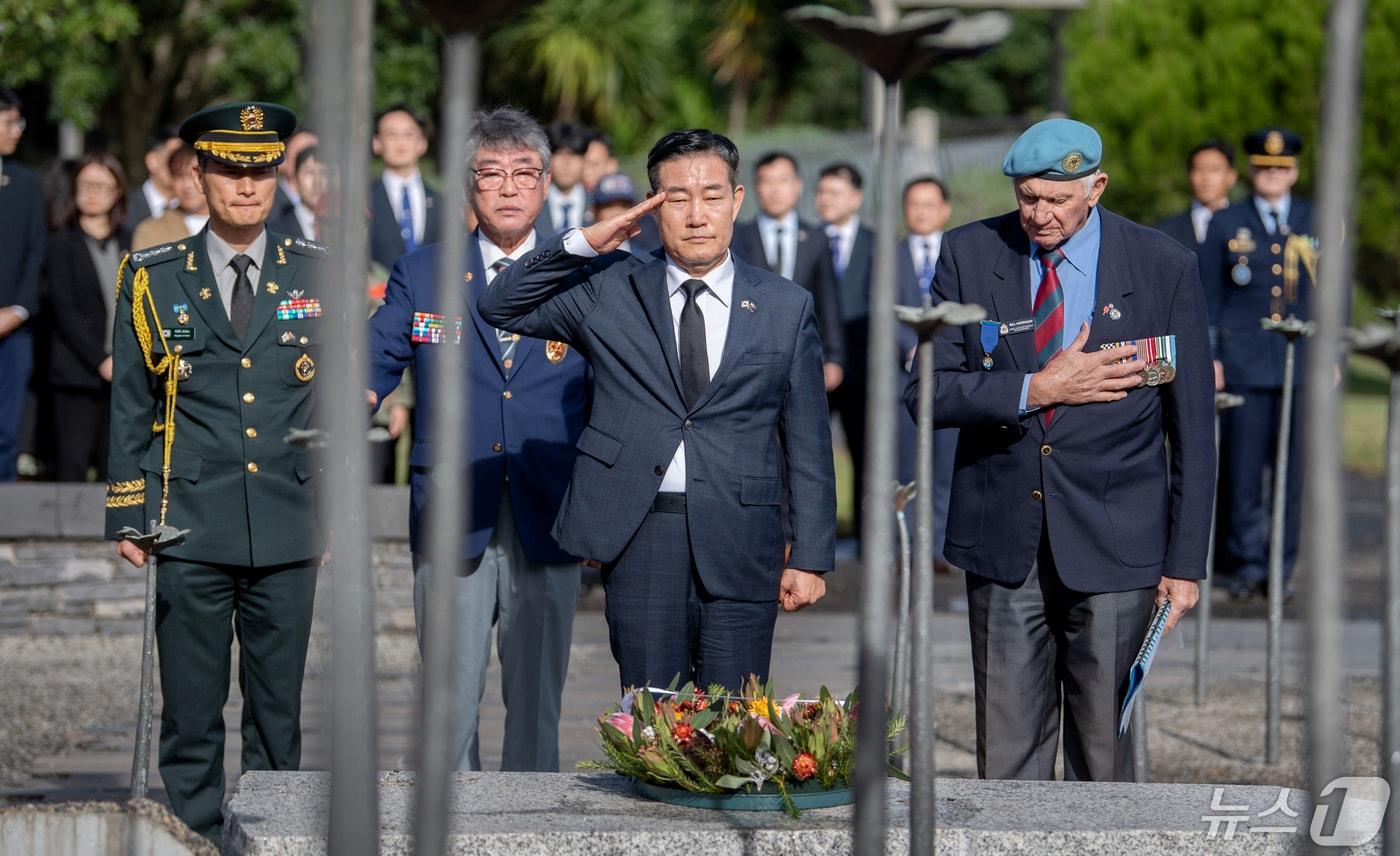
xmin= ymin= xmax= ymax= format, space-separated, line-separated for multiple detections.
xmin=473 ymin=168 xmax=543 ymax=191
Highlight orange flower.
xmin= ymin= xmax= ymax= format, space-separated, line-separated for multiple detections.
xmin=672 ymin=722 xmax=695 ymax=746
xmin=792 ymin=752 xmax=817 ymax=781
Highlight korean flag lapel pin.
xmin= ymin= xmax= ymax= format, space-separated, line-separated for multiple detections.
xmin=741 ymin=299 xmax=756 ymax=312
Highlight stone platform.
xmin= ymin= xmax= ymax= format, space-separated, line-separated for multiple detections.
xmin=0 ymin=798 xmax=215 ymax=855
xmin=224 ymin=772 xmax=1351 ymax=855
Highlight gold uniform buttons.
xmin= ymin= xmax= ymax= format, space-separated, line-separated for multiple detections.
xmin=502 ymin=390 xmax=513 ymax=400
xmin=1031 ymin=489 xmax=1044 ymax=501
xmin=246 ymin=461 xmax=259 ymax=474
xmin=1271 ymin=263 xmax=1283 ymax=275
xmin=1271 ymin=286 xmax=1283 ymax=297
xmin=245 ymin=427 xmax=258 ymax=439
xmin=299 ymin=336 xmax=309 ymax=346
xmin=173 ymin=344 xmax=184 ymax=354
xmin=1040 ymin=444 xmax=1052 ymax=457
xmin=492 ymin=442 xmax=504 ymax=453
xmin=243 ymin=392 xmax=255 ymax=404
xmin=1271 ymin=243 xmax=1283 ymax=254
xmin=241 ymin=357 xmax=252 ymax=368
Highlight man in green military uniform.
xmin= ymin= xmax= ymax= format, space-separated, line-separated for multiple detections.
xmin=105 ymin=101 xmax=327 ymax=844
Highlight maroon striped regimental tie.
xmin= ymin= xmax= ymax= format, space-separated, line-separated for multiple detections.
xmin=1032 ymin=247 xmax=1066 ymax=424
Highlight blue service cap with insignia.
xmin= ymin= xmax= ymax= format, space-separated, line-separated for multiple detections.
xmin=1001 ymin=118 xmax=1103 ymax=181
xmin=592 ymin=173 xmax=639 ymax=207
xmin=1243 ymin=126 xmax=1302 ymax=168
xmin=179 ymin=101 xmax=298 ymax=168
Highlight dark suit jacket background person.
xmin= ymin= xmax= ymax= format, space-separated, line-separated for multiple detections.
xmin=0 ymin=88 xmax=45 ymax=482
xmin=731 ymin=151 xmax=847 ymax=391
xmin=480 ymin=129 xmax=836 ymax=691
xmin=908 ymin=118 xmax=1213 ymax=782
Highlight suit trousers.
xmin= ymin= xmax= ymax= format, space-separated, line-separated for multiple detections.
xmin=0 ymin=329 xmax=33 ymax=480
xmin=603 ymin=500 xmax=779 ymax=691
xmin=966 ymin=536 xmax=1155 ymax=782
xmin=1219 ymin=385 xmax=1303 ymax=589
xmin=51 ymin=385 xmax=110 ymax=481
xmin=411 ymin=491 xmax=579 ymax=772
xmin=154 ymin=556 xmax=318 ymax=844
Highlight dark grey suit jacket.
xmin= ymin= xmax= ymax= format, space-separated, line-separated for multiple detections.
xmin=479 ymin=235 xmax=836 ymax=600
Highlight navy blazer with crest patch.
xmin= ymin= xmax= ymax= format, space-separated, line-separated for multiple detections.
xmin=368 ymin=228 xmax=591 ymax=564
xmin=905 ymin=207 xmax=1215 ymax=593
xmin=478 ymin=233 xmax=836 ymax=602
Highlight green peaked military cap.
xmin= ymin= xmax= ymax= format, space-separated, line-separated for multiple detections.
xmin=1243 ymin=126 xmax=1302 ymax=168
xmin=1002 ymin=117 xmax=1102 ymax=181
xmin=179 ymin=101 xmax=298 ymax=167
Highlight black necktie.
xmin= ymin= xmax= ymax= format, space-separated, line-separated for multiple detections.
xmin=229 ymin=254 xmax=255 ymax=340
xmin=1268 ymin=209 xmax=1282 ymax=236
xmin=489 ymin=258 xmax=518 ymax=365
xmin=770 ymin=226 xmax=786 ymax=277
xmin=679 ymin=278 xmax=709 ymax=408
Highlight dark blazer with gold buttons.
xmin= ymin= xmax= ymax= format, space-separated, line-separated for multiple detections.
xmin=1199 ymin=197 xmax=1315 ymax=389
xmin=104 ymin=228 xmax=326 ymax=567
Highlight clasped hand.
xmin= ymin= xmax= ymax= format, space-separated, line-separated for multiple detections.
xmin=1026 ymin=322 xmax=1142 ymax=410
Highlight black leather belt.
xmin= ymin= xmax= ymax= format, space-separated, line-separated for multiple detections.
xmin=651 ymin=492 xmax=687 ymax=513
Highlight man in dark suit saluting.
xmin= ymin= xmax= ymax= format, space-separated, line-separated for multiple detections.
xmin=907 ymin=118 xmax=1214 ymax=781
xmin=481 ymin=129 xmax=836 ymax=691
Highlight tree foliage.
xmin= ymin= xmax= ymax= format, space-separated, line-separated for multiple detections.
xmin=1065 ymin=0 xmax=1397 ymax=297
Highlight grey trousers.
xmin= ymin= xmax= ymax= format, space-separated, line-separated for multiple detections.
xmin=966 ymin=539 xmax=1156 ymax=782
xmin=412 ymin=493 xmax=580 ymax=772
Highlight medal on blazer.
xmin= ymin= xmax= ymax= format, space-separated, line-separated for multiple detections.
xmin=1100 ymin=334 xmax=1177 ymax=386
xmin=1232 ymin=258 xmax=1252 ymax=286
xmin=545 ymin=341 xmax=568 ymax=364
xmin=979 ymin=320 xmax=1000 ymax=370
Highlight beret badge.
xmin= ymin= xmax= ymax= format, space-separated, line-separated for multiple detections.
xmin=240 ymin=106 xmax=265 ymax=132
xmin=1062 ymin=152 xmax=1083 ymax=174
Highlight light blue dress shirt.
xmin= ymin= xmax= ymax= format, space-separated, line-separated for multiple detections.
xmin=1018 ymin=206 xmax=1102 ymax=414
xmin=1253 ymin=193 xmax=1292 ymax=234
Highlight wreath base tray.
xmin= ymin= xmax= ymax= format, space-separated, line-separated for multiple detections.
xmin=633 ymin=778 xmax=855 ymax=812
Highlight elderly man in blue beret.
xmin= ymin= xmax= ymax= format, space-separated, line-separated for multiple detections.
xmin=904 ymin=118 xmax=1215 ymax=781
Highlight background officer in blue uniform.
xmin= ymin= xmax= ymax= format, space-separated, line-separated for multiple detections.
xmin=1199 ymin=127 xmax=1313 ymax=597
xmin=907 ymin=118 xmax=1214 ymax=781
xmin=106 ymin=101 xmax=324 ymax=845
xmin=368 ymin=105 xmax=589 ymax=772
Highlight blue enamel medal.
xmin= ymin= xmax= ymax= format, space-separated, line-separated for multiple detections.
xmin=979 ymin=321 xmax=1000 ymax=370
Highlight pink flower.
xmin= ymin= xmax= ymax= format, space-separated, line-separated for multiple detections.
xmin=779 ymin=693 xmax=801 ymax=717
xmin=605 ymin=712 xmax=635 ymax=738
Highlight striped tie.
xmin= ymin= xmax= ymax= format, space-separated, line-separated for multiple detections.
xmin=1033 ymin=247 xmax=1066 ymax=424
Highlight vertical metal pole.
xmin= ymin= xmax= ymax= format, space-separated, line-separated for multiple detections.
xmin=1131 ymin=699 xmax=1148 ymax=782
xmin=853 ymin=76 xmax=900 ymax=856
xmin=1196 ymin=404 xmax=1224 ymax=706
xmin=893 ymin=500 xmax=912 ymax=722
xmin=908 ymin=329 xmax=937 ymax=852
xmin=128 ymin=518 xmax=158 ymax=800
xmin=1306 ymin=1 xmax=1367 ymax=836
xmin=1266 ymin=337 xmax=1297 ymax=766
xmin=311 ymin=0 xmax=378 ymax=852
xmin=413 ymin=30 xmax=476 ymax=856
xmin=1385 ymin=312 xmax=1400 ymax=856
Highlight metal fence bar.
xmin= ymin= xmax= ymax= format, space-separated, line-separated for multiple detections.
xmin=1373 ymin=309 xmax=1400 ymax=856
xmin=1265 ymin=330 xmax=1303 ymax=765
xmin=853 ymin=77 xmax=902 ymax=856
xmin=908 ymin=325 xmax=937 ymax=850
xmin=412 ymin=29 xmax=476 ymax=856
xmin=1305 ymin=0 xmax=1367 ymax=840
xmin=309 ymin=0 xmax=378 ymax=852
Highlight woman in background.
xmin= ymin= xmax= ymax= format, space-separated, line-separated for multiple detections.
xmin=40 ymin=151 xmax=129 ymax=481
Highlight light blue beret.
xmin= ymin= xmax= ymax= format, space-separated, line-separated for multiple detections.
xmin=1001 ymin=118 xmax=1102 ymax=181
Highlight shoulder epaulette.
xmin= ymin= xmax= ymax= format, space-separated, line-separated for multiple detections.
xmin=128 ymin=242 xmax=187 ymax=268
xmin=277 ymin=234 xmax=330 ymax=259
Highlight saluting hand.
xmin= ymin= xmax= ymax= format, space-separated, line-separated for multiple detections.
xmin=580 ymin=193 xmax=665 ymax=254
xmin=1026 ymin=322 xmax=1142 ymax=409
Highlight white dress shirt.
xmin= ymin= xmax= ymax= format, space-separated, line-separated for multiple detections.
xmin=183 ymin=213 xmax=209 ymax=234
xmin=562 ymin=228 xmax=733 ymax=494
xmin=382 ymin=170 xmax=427 ymax=245
xmin=824 ymin=216 xmax=859 ymax=276
xmin=907 ymin=231 xmax=943 ymax=276
xmin=142 ymin=179 xmax=171 ymax=220
xmin=757 ymin=211 xmax=799 ymax=281
xmin=480 ymin=230 xmax=537 ymax=283
xmin=1189 ymin=201 xmax=1214 ymax=244
xmin=548 ymin=184 xmax=588 ymax=232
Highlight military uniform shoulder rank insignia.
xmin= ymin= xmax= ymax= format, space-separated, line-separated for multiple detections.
xmin=545 ymin=341 xmax=568 ymax=363
xmin=294 ymin=353 xmax=316 ymax=383
xmin=276 ymin=245 xmax=288 ymax=265
xmin=129 ymin=243 xmax=184 ymax=267
xmin=276 ymin=295 xmax=322 ymax=319
xmin=287 ymin=236 xmax=330 ymax=258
